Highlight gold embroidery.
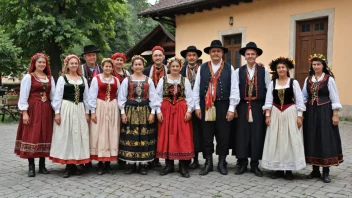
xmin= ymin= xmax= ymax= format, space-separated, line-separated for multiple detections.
xmin=278 ymin=89 xmax=285 ymax=109
xmin=120 ymin=139 xmax=156 ymax=147
xmin=119 ymin=150 xmax=155 ymax=159
xmin=73 ymin=84 xmax=80 ymax=105
xmin=120 ymin=126 xmax=155 ymax=135
xmin=126 ymin=105 xmax=150 ymax=125
xmin=106 ymin=84 xmax=111 ymax=102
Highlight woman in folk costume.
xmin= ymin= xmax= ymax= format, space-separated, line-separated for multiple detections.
xmin=261 ymin=57 xmax=306 ymax=180
xmin=88 ymin=58 xmax=121 ymax=175
xmin=118 ymin=55 xmax=157 ymax=175
xmin=15 ymin=53 xmax=55 ymax=177
xmin=302 ymin=54 xmax=343 ymax=183
xmin=155 ymin=57 xmax=194 ymax=178
xmin=111 ymin=52 xmax=130 ymax=84
xmin=50 ymin=54 xmax=90 ymax=178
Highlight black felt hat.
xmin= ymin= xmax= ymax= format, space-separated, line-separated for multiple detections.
xmin=239 ymin=42 xmax=263 ymax=56
xmin=204 ymin=40 xmax=228 ymax=54
xmin=81 ymin=45 xmax=101 ymax=56
xmin=180 ymin=46 xmax=202 ymax=58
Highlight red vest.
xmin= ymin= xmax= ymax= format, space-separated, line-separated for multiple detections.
xmin=97 ymin=76 xmax=118 ymax=101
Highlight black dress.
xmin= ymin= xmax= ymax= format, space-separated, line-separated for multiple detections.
xmin=303 ymin=75 xmax=343 ymax=166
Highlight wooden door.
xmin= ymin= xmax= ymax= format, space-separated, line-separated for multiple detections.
xmin=295 ymin=18 xmax=328 ymax=87
xmin=223 ymin=34 xmax=242 ymax=69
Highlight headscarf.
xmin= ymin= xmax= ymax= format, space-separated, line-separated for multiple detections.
xmin=28 ymin=53 xmax=51 ymax=76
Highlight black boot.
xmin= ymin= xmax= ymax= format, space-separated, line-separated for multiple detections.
xmin=38 ymin=157 xmax=50 ymax=174
xmin=189 ymin=153 xmax=200 ymax=169
xmin=153 ymin=158 xmax=162 ymax=167
xmin=271 ymin=170 xmax=284 ymax=179
xmin=199 ymin=155 xmax=213 ymax=175
xmin=97 ymin=161 xmax=105 ymax=175
xmin=63 ymin=164 xmax=71 ymax=178
xmin=139 ymin=164 xmax=148 ymax=175
xmin=124 ymin=163 xmax=136 ymax=174
xmin=104 ymin=162 xmax=113 ymax=174
xmin=28 ymin=158 xmax=35 ymax=177
xmin=285 ymin=171 xmax=293 ymax=180
xmin=71 ymin=164 xmax=82 ymax=175
xmin=306 ymin=165 xmax=321 ymax=179
xmin=235 ymin=159 xmax=247 ymax=175
xmin=218 ymin=156 xmax=228 ymax=175
xmin=160 ymin=159 xmax=175 ymax=176
xmin=322 ymin=167 xmax=331 ymax=183
xmin=179 ymin=160 xmax=190 ymax=178
xmin=250 ymin=166 xmax=263 ymax=177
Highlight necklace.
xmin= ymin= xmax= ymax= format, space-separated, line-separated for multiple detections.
xmin=102 ymin=74 xmax=112 ymax=82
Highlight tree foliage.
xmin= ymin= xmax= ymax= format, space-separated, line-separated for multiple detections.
xmin=0 ymin=31 xmax=24 ymax=76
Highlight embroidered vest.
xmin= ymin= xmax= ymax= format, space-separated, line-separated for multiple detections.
xmin=199 ymin=62 xmax=231 ymax=102
xmin=307 ymin=75 xmax=331 ymax=105
xmin=62 ymin=76 xmax=85 ymax=104
xmin=82 ymin=63 xmax=102 ymax=86
xmin=28 ymin=74 xmax=52 ymax=103
xmin=272 ymin=78 xmax=295 ymax=111
xmin=127 ymin=76 xmax=149 ymax=102
xmin=162 ymin=76 xmax=186 ymax=104
xmin=97 ymin=76 xmax=118 ymax=101
xmin=239 ymin=65 xmax=266 ymax=100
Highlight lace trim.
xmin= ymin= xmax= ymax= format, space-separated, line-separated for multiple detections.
xmin=261 ymin=159 xmax=306 ymax=170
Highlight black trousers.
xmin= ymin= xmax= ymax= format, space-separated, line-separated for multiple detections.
xmin=201 ymin=100 xmax=231 ymax=156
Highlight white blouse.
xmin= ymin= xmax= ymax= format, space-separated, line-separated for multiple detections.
xmin=263 ymin=79 xmax=306 ymax=116
xmin=18 ymin=74 xmax=56 ymax=110
xmin=118 ymin=76 xmax=157 ymax=115
xmin=88 ymin=75 xmax=120 ymax=113
xmin=154 ymin=75 xmax=194 ymax=114
xmin=51 ymin=75 xmax=89 ymax=114
xmin=302 ymin=73 xmax=342 ymax=110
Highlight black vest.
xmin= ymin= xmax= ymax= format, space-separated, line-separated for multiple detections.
xmin=199 ymin=62 xmax=232 ymax=103
xmin=239 ymin=65 xmax=266 ymax=100
xmin=307 ymin=75 xmax=331 ymax=105
xmin=272 ymin=78 xmax=295 ymax=106
xmin=62 ymin=76 xmax=85 ymax=103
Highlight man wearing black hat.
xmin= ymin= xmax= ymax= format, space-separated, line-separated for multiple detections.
xmin=234 ymin=42 xmax=270 ymax=177
xmin=81 ymin=45 xmax=102 ymax=86
xmin=180 ymin=46 xmax=203 ymax=169
xmin=193 ymin=40 xmax=239 ymax=175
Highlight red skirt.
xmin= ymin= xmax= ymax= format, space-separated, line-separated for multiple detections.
xmin=156 ymin=99 xmax=194 ymax=160
xmin=14 ymin=99 xmax=53 ymax=158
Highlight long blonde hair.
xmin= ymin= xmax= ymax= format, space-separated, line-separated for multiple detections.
xmin=62 ymin=54 xmax=83 ymax=76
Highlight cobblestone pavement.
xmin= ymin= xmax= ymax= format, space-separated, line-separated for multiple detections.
xmin=1 ymin=122 xmax=351 ymax=198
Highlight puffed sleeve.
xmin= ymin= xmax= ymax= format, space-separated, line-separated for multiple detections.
xmin=264 ymin=67 xmax=271 ymax=89
xmin=302 ymin=77 xmax=309 ymax=103
xmin=118 ymin=77 xmax=129 ymax=114
xmin=148 ymin=78 xmax=157 ymax=114
xmin=155 ymin=78 xmax=164 ymax=114
xmin=293 ymin=80 xmax=306 ymax=116
xmin=328 ymin=77 xmax=342 ymax=110
xmin=193 ymin=65 xmax=201 ymax=110
xmin=82 ymin=77 xmax=89 ymax=114
xmin=18 ymin=74 xmax=31 ymax=110
xmin=126 ymin=70 xmax=131 ymax=76
xmin=51 ymin=76 xmax=65 ymax=114
xmin=184 ymin=78 xmax=194 ymax=112
xmin=262 ymin=80 xmax=274 ymax=111
xmin=88 ymin=77 xmax=98 ymax=113
xmin=229 ymin=66 xmax=240 ymax=112
xmin=50 ymin=76 xmax=56 ymax=102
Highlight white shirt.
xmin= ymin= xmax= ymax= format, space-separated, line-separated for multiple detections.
xmin=234 ymin=64 xmax=271 ymax=90
xmin=88 ymin=75 xmax=121 ymax=113
xmin=193 ymin=60 xmax=240 ymax=112
xmin=263 ymin=79 xmax=306 ymax=116
xmin=302 ymin=73 xmax=342 ymax=110
xmin=18 ymin=74 xmax=55 ymax=110
xmin=118 ymin=76 xmax=157 ymax=114
xmin=154 ymin=75 xmax=194 ymax=114
xmin=51 ymin=75 xmax=89 ymax=114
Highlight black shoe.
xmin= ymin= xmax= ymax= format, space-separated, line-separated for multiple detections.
xmin=322 ymin=172 xmax=331 ymax=183
xmin=306 ymin=170 xmax=321 ymax=179
xmin=179 ymin=161 xmax=190 ymax=178
xmin=139 ymin=164 xmax=148 ymax=175
xmin=250 ymin=166 xmax=263 ymax=177
xmin=63 ymin=165 xmax=71 ymax=178
xmin=199 ymin=155 xmax=213 ymax=175
xmin=285 ymin=171 xmax=293 ymax=180
xmin=28 ymin=164 xmax=35 ymax=177
xmin=217 ymin=156 xmax=228 ymax=175
xmin=124 ymin=164 xmax=136 ymax=174
xmin=38 ymin=167 xmax=50 ymax=174
xmin=235 ymin=165 xmax=247 ymax=175
xmin=152 ymin=158 xmax=162 ymax=168
xmin=71 ymin=164 xmax=82 ymax=175
xmin=84 ymin=162 xmax=92 ymax=170
xmin=97 ymin=162 xmax=105 ymax=175
xmin=271 ymin=170 xmax=284 ymax=179
xmin=160 ymin=160 xmax=175 ymax=176
xmin=189 ymin=159 xmax=200 ymax=169
xmin=104 ymin=162 xmax=114 ymax=174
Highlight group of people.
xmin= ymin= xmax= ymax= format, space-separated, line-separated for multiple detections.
xmin=14 ymin=40 xmax=343 ymax=183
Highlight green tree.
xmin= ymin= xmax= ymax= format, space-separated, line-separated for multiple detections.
xmin=0 ymin=0 xmax=127 ymax=80
xmin=0 ymin=31 xmax=23 ymax=76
